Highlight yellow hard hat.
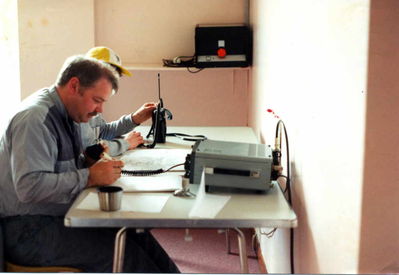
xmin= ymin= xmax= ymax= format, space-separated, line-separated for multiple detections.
xmin=86 ymin=46 xmax=132 ymax=76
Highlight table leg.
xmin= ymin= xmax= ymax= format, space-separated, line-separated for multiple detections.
xmin=233 ymin=228 xmax=249 ymax=273
xmin=225 ymin=229 xmax=232 ymax=254
xmin=113 ymin=227 xmax=127 ymax=273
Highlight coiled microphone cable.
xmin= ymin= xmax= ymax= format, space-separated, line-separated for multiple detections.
xmin=121 ymin=163 xmax=184 ymax=177
xmin=85 ymin=143 xmax=184 ymax=176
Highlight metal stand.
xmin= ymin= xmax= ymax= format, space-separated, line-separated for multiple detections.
xmin=225 ymin=228 xmax=232 ymax=254
xmin=173 ymin=176 xmax=195 ymax=197
xmin=233 ymin=228 xmax=249 ymax=273
xmin=113 ymin=227 xmax=127 ymax=273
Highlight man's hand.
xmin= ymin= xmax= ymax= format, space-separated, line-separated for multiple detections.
xmin=124 ymin=131 xmax=144 ymax=150
xmin=84 ymin=141 xmax=110 ymax=167
xmin=87 ymin=159 xmax=124 ymax=187
xmin=131 ymin=102 xmax=157 ymax=124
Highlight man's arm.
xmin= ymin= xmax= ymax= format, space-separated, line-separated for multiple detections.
xmin=83 ymin=114 xmax=137 ymax=156
xmin=98 ymin=114 xmax=139 ymax=140
xmin=10 ymin=113 xmax=88 ymax=204
xmin=104 ymin=131 xmax=144 ymax=156
xmin=98 ymin=102 xmax=156 ymax=139
xmin=10 ymin=110 xmax=123 ymax=204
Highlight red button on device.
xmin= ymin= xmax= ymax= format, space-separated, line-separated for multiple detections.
xmin=217 ymin=48 xmax=227 ymax=58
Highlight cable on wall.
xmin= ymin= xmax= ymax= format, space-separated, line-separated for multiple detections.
xmin=162 ymin=55 xmax=205 ymax=73
xmin=274 ymin=119 xmax=294 ymax=274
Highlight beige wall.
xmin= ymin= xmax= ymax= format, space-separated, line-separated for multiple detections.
xmin=17 ymin=0 xmax=250 ymax=126
xmin=0 ymin=0 xmax=20 ymax=130
xmin=359 ymin=0 xmax=399 ymax=272
xmin=250 ymin=0 xmax=370 ymax=273
xmin=18 ymin=0 xmax=95 ymax=99
xmin=94 ymin=0 xmax=247 ymax=64
xmin=95 ymin=0 xmax=249 ymax=126
xmin=103 ymin=69 xmax=249 ymax=126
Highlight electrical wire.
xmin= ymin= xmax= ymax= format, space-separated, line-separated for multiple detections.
xmin=164 ymin=163 xmax=185 ymax=172
xmin=275 ymin=120 xmax=291 ymax=203
xmin=186 ymin=67 xmax=204 ymax=73
xmin=121 ymin=163 xmax=184 ymax=176
xmin=166 ymin=132 xmax=207 ymax=142
xmin=275 ymin=120 xmax=294 ymax=274
xmin=265 ymin=228 xmax=277 ymax=238
xmin=259 ymin=227 xmax=277 ymax=238
xmin=277 ymin=175 xmax=288 ymax=181
xmin=121 ymin=169 xmax=164 ymax=176
xmin=162 ymin=56 xmax=195 ymax=67
xmin=161 ymin=56 xmax=205 ymax=73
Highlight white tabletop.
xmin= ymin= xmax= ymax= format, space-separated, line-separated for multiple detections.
xmin=64 ymin=126 xmax=297 ymax=229
xmin=137 ymin=126 xmax=263 ymax=149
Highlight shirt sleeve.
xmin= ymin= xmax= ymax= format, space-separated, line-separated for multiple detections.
xmin=98 ymin=114 xmax=139 ymax=140
xmin=104 ymin=138 xmax=130 ymax=157
xmin=9 ymin=110 xmax=88 ymax=204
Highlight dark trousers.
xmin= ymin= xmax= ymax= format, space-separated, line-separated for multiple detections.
xmin=2 ymin=215 xmax=180 ymax=273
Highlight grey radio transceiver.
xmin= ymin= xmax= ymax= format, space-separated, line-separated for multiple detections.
xmin=186 ymin=139 xmax=273 ymax=193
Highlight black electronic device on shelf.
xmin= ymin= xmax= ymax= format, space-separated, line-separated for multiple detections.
xmin=195 ymin=24 xmax=252 ymax=68
xmin=145 ymin=73 xmax=173 ymax=148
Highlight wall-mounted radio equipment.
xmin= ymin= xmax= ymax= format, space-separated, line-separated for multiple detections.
xmin=195 ymin=24 xmax=252 ymax=68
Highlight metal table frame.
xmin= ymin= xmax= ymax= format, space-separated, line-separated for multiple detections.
xmin=112 ymin=227 xmax=249 ymax=273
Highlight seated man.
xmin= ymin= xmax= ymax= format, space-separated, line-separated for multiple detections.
xmin=0 ymin=55 xmax=179 ymax=273
xmin=81 ymin=46 xmax=157 ymax=156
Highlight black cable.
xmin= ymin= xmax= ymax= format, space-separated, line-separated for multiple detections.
xmin=275 ymin=120 xmax=294 ymax=274
xmin=162 ymin=56 xmax=196 ymax=67
xmin=121 ymin=168 xmax=164 ymax=176
xmin=186 ymin=67 xmax=204 ymax=73
xmin=164 ymin=163 xmax=185 ymax=172
xmin=166 ymin=132 xmax=207 ymax=142
xmin=121 ymin=163 xmax=184 ymax=176
xmin=84 ymin=144 xmax=186 ymax=176
xmin=162 ymin=55 xmax=205 ymax=73
xmin=275 ymin=120 xmax=291 ymax=201
xmin=265 ymin=228 xmax=277 ymax=238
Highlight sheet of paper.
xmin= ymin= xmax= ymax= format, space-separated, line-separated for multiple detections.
xmin=188 ymin=170 xmax=231 ymax=218
xmin=112 ymin=174 xmax=182 ymax=192
xmin=119 ymin=148 xmax=190 ymax=171
xmin=76 ymin=192 xmax=170 ymax=213
xmin=123 ymin=193 xmax=170 ymax=213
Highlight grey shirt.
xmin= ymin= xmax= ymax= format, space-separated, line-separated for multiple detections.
xmin=0 ymin=86 xmax=88 ymax=217
xmin=80 ymin=113 xmax=139 ymax=156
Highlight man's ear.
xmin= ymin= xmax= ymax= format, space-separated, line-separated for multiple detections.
xmin=67 ymin=77 xmax=80 ymax=95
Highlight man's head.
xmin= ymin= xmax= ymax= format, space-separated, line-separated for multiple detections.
xmin=56 ymin=55 xmax=119 ymax=123
xmin=85 ymin=46 xmax=132 ymax=77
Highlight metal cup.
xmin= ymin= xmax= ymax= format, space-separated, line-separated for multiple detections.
xmin=97 ymin=186 xmax=123 ymax=211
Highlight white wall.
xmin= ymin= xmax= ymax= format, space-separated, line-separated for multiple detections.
xmin=250 ymin=0 xmax=370 ymax=273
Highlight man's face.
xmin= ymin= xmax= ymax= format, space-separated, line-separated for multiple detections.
xmin=70 ymin=77 xmax=113 ymax=123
